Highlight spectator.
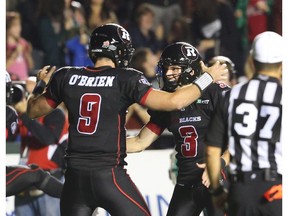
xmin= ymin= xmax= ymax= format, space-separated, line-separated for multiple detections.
xmin=83 ymin=0 xmax=118 ymax=32
xmin=15 ymin=0 xmax=42 ymax=50
xmin=235 ymin=0 xmax=273 ymax=54
xmin=137 ymin=0 xmax=182 ymax=38
xmin=128 ymin=3 xmax=164 ymax=54
xmin=65 ymin=1 xmax=93 ymax=66
xmin=63 ymin=0 xmax=75 ymax=35
xmin=179 ymin=0 xmax=195 ymax=24
xmin=165 ymin=17 xmax=192 ymax=45
xmin=130 ymin=47 xmax=158 ymax=87
xmin=190 ymin=0 xmax=243 ymax=77
xmin=110 ymin=0 xmax=135 ymax=27
xmin=37 ymin=0 xmax=67 ymax=67
xmin=6 ymin=11 xmax=34 ymax=81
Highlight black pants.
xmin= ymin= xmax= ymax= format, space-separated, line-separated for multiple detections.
xmin=6 ymin=165 xmax=63 ymax=198
xmin=167 ymin=184 xmax=225 ymax=216
xmin=228 ymin=174 xmax=282 ymax=216
xmin=61 ymin=166 xmax=151 ymax=216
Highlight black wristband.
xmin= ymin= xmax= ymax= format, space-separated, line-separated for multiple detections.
xmin=209 ymin=185 xmax=225 ymax=196
xmin=221 ymin=158 xmax=226 ymax=169
xmin=19 ymin=113 xmax=33 ymax=127
xmin=32 ymin=80 xmax=46 ymax=95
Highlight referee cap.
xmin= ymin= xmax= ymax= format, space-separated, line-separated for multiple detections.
xmin=251 ymin=31 xmax=283 ymax=63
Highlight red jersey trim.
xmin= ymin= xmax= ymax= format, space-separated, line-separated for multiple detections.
xmin=146 ymin=122 xmax=165 ymax=136
xmin=84 ymin=66 xmax=112 ymax=72
xmin=221 ymin=169 xmax=227 ymax=180
xmin=115 ymin=115 xmax=121 ymax=167
xmin=6 ymin=167 xmax=41 ymax=186
xmin=44 ymin=92 xmax=58 ymax=108
xmin=140 ymin=88 xmax=153 ymax=105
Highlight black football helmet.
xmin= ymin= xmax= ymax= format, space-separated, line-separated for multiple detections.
xmin=157 ymin=42 xmax=202 ymax=91
xmin=88 ymin=23 xmax=135 ymax=68
xmin=6 ymin=72 xmax=13 ymax=104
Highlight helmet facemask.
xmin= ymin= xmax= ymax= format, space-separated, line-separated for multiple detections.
xmin=114 ymin=43 xmax=135 ymax=68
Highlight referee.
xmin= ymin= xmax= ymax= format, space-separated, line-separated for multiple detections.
xmin=205 ymin=31 xmax=283 ymax=216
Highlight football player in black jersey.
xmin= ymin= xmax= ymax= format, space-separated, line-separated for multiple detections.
xmin=126 ymin=42 xmax=230 ymax=216
xmin=26 ymin=23 xmax=228 ymax=216
xmin=5 ymin=72 xmax=63 ymax=198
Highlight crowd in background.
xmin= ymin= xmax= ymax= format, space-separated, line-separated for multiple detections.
xmin=6 ymin=0 xmax=282 ymax=82
xmin=6 ymin=0 xmax=283 ymax=146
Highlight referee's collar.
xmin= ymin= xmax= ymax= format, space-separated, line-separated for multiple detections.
xmin=254 ymin=74 xmax=280 ymax=83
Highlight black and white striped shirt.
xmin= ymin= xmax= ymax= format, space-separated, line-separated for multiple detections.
xmin=205 ymin=74 xmax=282 ymax=175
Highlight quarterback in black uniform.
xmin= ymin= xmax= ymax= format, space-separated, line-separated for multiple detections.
xmin=126 ymin=42 xmax=230 ymax=216
xmin=26 ymin=23 xmax=228 ymax=216
xmin=5 ymin=72 xmax=63 ymax=198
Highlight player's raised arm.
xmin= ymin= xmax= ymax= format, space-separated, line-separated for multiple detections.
xmin=144 ymin=61 xmax=228 ymax=111
xmin=27 ymin=66 xmax=56 ymax=118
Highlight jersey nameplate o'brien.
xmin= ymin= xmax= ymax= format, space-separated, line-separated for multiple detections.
xmin=68 ymin=75 xmax=115 ymax=87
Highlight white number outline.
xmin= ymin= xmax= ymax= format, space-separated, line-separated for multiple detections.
xmin=77 ymin=93 xmax=101 ymax=135
xmin=179 ymin=125 xmax=199 ymax=157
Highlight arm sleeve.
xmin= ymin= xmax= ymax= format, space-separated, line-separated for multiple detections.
xmin=145 ymin=109 xmax=170 ymax=135
xmin=20 ymin=109 xmax=65 ymax=145
xmin=205 ymin=91 xmax=230 ymax=150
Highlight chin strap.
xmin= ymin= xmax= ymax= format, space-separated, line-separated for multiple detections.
xmin=179 ymin=73 xmax=196 ymax=86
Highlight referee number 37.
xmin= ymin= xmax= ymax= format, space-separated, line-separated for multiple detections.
xmin=233 ymin=102 xmax=281 ymax=140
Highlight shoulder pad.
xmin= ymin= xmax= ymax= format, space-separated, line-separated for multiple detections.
xmin=125 ymin=67 xmax=144 ymax=75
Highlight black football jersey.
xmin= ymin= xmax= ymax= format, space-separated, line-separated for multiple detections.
xmin=6 ymin=105 xmax=19 ymax=139
xmin=44 ymin=66 xmax=152 ymax=168
xmin=148 ymin=82 xmax=230 ymax=185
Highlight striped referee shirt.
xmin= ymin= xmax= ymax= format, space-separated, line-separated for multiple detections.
xmin=205 ymin=74 xmax=282 ymax=175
